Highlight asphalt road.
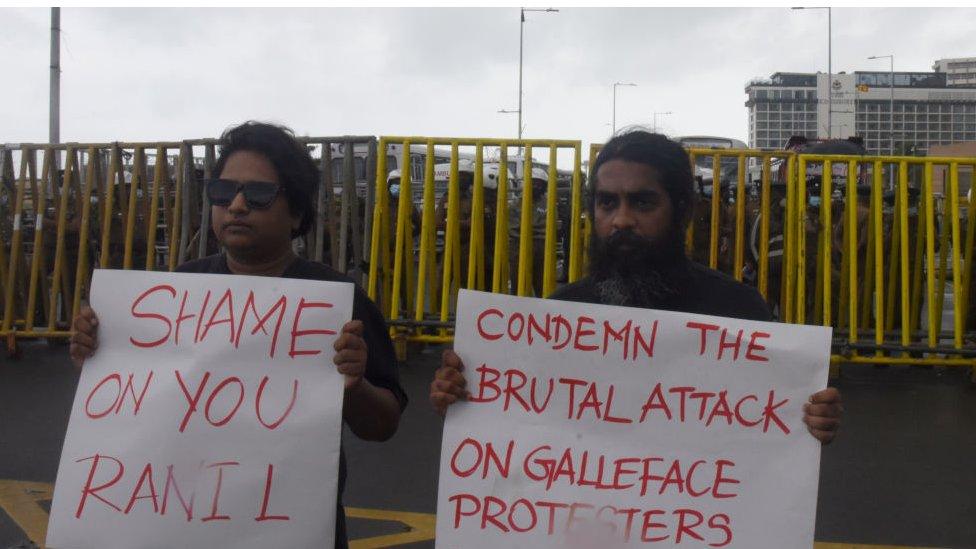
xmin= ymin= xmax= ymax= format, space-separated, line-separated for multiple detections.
xmin=2 ymin=340 xmax=975 ymax=548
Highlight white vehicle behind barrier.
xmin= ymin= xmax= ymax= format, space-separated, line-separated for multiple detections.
xmin=327 ymin=142 xmax=474 ymax=199
xmin=677 ymin=135 xmax=755 ymax=195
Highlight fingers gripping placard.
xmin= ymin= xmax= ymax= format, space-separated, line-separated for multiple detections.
xmin=436 ymin=290 xmax=831 ymax=548
xmin=47 ymin=270 xmax=353 ymax=549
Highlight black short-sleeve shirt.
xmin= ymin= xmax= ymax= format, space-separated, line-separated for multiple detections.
xmin=176 ymin=254 xmax=407 ymax=549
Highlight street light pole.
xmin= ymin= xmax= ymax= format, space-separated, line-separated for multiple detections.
xmin=653 ymin=111 xmax=672 ymax=133
xmin=50 ymin=7 xmax=60 ymax=145
xmin=869 ymin=54 xmax=895 ymax=155
xmin=612 ymin=82 xmax=637 ymax=134
xmin=503 ymin=7 xmax=557 ymax=178
xmin=792 ymin=6 xmax=832 ymax=138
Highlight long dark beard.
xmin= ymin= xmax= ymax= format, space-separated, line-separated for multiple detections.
xmin=588 ymin=228 xmax=687 ymax=308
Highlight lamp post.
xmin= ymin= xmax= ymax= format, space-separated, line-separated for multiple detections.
xmin=50 ymin=7 xmax=60 ymax=145
xmin=498 ymin=8 xmax=559 ymax=139
xmin=500 ymin=7 xmax=558 ymax=179
xmin=792 ymin=7 xmax=831 ymax=138
xmin=868 ymin=55 xmax=895 ymax=155
xmin=653 ymin=111 xmax=672 ymax=133
xmin=612 ymin=82 xmax=637 ymax=134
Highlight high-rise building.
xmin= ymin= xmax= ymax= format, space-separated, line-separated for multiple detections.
xmin=745 ymin=66 xmax=976 ymax=154
xmin=934 ymin=57 xmax=976 ymax=87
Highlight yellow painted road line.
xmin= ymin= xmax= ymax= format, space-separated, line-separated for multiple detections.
xmin=0 ymin=480 xmax=946 ymax=549
xmin=346 ymin=507 xmax=436 ymax=548
xmin=0 ymin=479 xmax=53 ymax=546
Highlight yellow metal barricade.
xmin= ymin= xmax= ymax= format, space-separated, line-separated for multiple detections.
xmin=0 ymin=137 xmax=372 ymax=355
xmin=366 ymin=137 xmax=587 ymax=346
xmin=794 ymin=154 xmax=976 ymax=370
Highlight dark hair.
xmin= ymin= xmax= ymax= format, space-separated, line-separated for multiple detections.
xmin=589 ymin=129 xmax=695 ymax=232
xmin=213 ymin=121 xmax=318 ymax=238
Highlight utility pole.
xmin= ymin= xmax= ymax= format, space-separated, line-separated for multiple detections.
xmin=50 ymin=7 xmax=60 ymax=145
xmin=792 ymin=7 xmax=832 ymax=138
xmin=500 ymin=7 xmax=558 ymax=180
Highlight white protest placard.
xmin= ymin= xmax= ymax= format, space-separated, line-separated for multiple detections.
xmin=436 ymin=290 xmax=832 ymax=548
xmin=47 ymin=269 xmax=353 ymax=549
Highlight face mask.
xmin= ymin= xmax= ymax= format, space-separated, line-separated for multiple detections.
xmin=808 ymin=196 xmax=821 ymax=207
xmin=390 ymin=183 xmax=400 ymax=198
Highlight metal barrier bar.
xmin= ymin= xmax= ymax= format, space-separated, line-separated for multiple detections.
xmin=796 ymin=158 xmax=807 ymax=324
xmin=933 ymin=166 xmax=951 ymax=340
xmin=709 ymin=154 xmax=721 ymax=270
xmin=46 ymin=147 xmax=73 ymax=333
xmin=685 ymin=152 xmax=696 ymax=256
xmin=821 ymin=159 xmax=833 ymax=327
xmin=758 ymin=156 xmax=771 ymax=299
xmin=784 ymin=156 xmax=796 ymax=323
xmin=70 ymin=146 xmax=98 ymax=319
xmin=2 ymin=148 xmax=29 ymax=335
xmin=144 ymin=146 xmax=165 ymax=270
xmin=568 ymin=143 xmax=583 ymax=283
xmin=491 ymin=145 xmax=510 ymax=293
xmin=845 ymin=159 xmax=858 ymax=343
xmin=948 ymin=163 xmax=963 ymax=349
xmin=417 ymin=141 xmax=438 ymax=320
xmin=898 ymin=162 xmax=910 ymax=346
xmin=177 ymin=143 xmax=192 ymax=267
xmin=466 ymin=144 xmax=484 ymax=291
xmin=517 ymin=143 xmax=534 ymax=297
xmin=339 ymin=141 xmax=355 ymax=272
xmin=733 ymin=155 xmax=746 ymax=282
xmin=543 ymin=145 xmax=559 ymax=297
xmin=197 ymin=144 xmax=215 ymax=260
xmin=961 ymin=169 xmax=975 ymax=332
xmin=872 ymin=160 xmax=885 ymax=355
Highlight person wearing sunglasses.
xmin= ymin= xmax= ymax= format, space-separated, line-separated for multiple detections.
xmin=69 ymin=121 xmax=407 ymax=549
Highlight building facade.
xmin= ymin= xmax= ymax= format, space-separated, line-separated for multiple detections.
xmin=745 ymin=68 xmax=976 ymax=154
xmin=934 ymin=57 xmax=976 ymax=87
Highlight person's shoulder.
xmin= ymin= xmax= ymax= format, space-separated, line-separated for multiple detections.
xmin=285 ymin=257 xmax=355 ymax=284
xmin=685 ymin=262 xmax=772 ymax=321
xmin=175 ymin=254 xmax=225 ymax=273
xmin=547 ymin=277 xmax=599 ymax=304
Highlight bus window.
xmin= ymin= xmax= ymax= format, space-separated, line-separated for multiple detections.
xmin=330 ymin=157 xmax=368 ymax=181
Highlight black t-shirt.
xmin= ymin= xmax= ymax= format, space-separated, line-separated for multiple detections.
xmin=176 ymin=254 xmax=407 ymax=549
xmin=548 ymin=258 xmax=774 ymax=322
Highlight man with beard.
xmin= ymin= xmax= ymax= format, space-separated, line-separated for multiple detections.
xmin=430 ymin=130 xmax=843 ymax=444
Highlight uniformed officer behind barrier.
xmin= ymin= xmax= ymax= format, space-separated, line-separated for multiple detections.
xmin=431 ymin=129 xmax=843 ymax=445
xmin=509 ymin=167 xmax=549 ymax=296
xmin=433 ymin=160 xmax=506 ymax=289
xmin=68 ymin=121 xmax=407 ymax=549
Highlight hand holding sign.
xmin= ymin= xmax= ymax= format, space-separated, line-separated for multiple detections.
xmin=430 ymin=350 xmax=471 ymax=416
xmin=69 ymin=306 xmax=100 ymax=370
xmin=334 ymin=320 xmax=368 ymax=392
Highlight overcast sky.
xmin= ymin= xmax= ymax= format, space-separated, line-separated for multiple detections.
xmin=3 ymin=6 xmax=975 ymax=165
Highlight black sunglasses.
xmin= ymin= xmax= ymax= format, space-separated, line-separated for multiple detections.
xmin=206 ymin=178 xmax=283 ymax=209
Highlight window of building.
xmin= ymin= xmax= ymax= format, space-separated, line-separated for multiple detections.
xmin=756 ymin=89 xmax=768 ymax=99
